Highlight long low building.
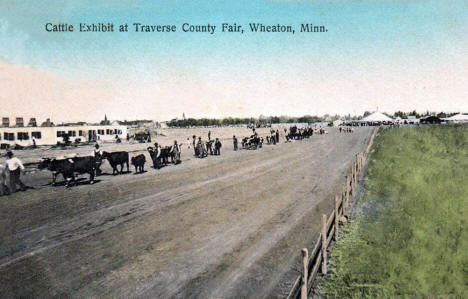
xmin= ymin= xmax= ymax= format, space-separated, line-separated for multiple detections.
xmin=0 ymin=124 xmax=128 ymax=148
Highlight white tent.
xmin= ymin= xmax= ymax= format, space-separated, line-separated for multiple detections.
xmin=360 ymin=112 xmax=393 ymax=122
xmin=443 ymin=113 xmax=468 ymax=123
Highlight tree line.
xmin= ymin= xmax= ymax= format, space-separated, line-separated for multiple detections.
xmin=166 ymin=111 xmax=463 ymax=127
xmin=167 ymin=115 xmax=325 ymax=127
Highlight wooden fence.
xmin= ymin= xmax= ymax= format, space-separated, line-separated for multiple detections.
xmin=286 ymin=127 xmax=379 ymax=299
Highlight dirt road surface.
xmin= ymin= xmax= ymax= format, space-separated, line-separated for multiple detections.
xmin=0 ymin=127 xmax=372 ymax=298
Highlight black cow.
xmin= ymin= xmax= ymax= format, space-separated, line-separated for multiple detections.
xmin=131 ymin=154 xmax=146 ymax=173
xmin=147 ymin=147 xmax=172 ymax=169
xmin=102 ymin=151 xmax=129 ymax=175
xmin=38 ymin=156 xmax=96 ymax=187
xmin=242 ymin=135 xmax=261 ymax=150
xmin=160 ymin=146 xmax=172 ymax=164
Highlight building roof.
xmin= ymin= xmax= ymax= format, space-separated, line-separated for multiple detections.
xmin=360 ymin=111 xmax=393 ymax=122
xmin=444 ymin=113 xmax=468 ymax=121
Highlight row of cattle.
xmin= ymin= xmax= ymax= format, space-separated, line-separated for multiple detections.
xmin=37 ymin=147 xmax=180 ymax=187
xmin=38 ymin=152 xmax=131 ymax=187
xmin=31 ymin=127 xmax=340 ymax=188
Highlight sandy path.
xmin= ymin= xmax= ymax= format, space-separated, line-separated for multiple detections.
xmin=0 ymin=127 xmax=371 ymax=298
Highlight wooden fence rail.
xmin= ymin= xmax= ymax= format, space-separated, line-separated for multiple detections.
xmin=286 ymin=127 xmax=378 ymax=299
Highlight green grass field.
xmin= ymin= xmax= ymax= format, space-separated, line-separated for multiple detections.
xmin=318 ymin=125 xmax=468 ymax=299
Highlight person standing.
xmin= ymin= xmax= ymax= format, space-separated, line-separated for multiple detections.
xmin=0 ymin=161 xmax=10 ymax=195
xmin=233 ymin=135 xmax=238 ymax=151
xmin=214 ymin=138 xmax=222 ymax=155
xmin=208 ymin=130 xmax=211 ymax=141
xmin=153 ymin=142 xmax=162 ymax=169
xmin=276 ymin=129 xmax=280 ymax=143
xmin=93 ymin=144 xmax=103 ymax=175
xmin=192 ymin=135 xmax=197 ymax=156
xmin=5 ymin=151 xmax=26 ymax=192
xmin=172 ymin=140 xmax=181 ymax=164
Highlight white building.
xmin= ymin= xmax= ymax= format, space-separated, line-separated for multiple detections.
xmin=443 ymin=113 xmax=468 ymax=124
xmin=0 ymin=124 xmax=128 ymax=148
xmin=360 ymin=111 xmax=393 ymax=123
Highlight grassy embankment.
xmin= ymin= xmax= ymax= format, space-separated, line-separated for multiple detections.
xmin=318 ymin=125 xmax=468 ymax=298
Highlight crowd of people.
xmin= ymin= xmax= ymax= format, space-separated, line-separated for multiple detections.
xmin=1 ymin=125 xmax=352 ymax=195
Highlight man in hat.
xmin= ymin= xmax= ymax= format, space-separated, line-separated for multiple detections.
xmin=192 ymin=135 xmax=197 ymax=156
xmin=5 ymin=151 xmax=26 ymax=192
xmin=171 ymin=140 xmax=181 ymax=164
xmin=93 ymin=144 xmax=103 ymax=175
xmin=214 ymin=138 xmax=222 ymax=155
xmin=233 ymin=135 xmax=238 ymax=151
xmin=153 ymin=142 xmax=162 ymax=169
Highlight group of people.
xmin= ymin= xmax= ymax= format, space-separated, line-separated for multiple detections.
xmin=339 ymin=127 xmax=354 ymax=133
xmin=147 ymin=140 xmax=182 ymax=169
xmin=1 ymin=126 xmax=334 ymax=195
xmin=188 ymin=131 xmax=223 ymax=158
xmin=265 ymin=129 xmax=280 ymax=145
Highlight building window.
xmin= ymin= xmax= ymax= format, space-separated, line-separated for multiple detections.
xmin=116 ymin=129 xmax=122 ymax=134
xmin=17 ymin=132 xmax=29 ymax=140
xmin=3 ymin=132 xmax=14 ymax=141
xmin=98 ymin=129 xmax=104 ymax=135
xmin=79 ymin=130 xmax=84 ymax=136
xmin=68 ymin=130 xmax=76 ymax=137
xmin=32 ymin=131 xmax=42 ymax=139
xmin=57 ymin=131 xmax=65 ymax=137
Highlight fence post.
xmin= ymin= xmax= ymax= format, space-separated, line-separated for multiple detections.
xmin=342 ymin=191 xmax=346 ymax=217
xmin=301 ymin=248 xmax=309 ymax=299
xmin=334 ymin=195 xmax=339 ymax=240
xmin=357 ymin=154 xmax=360 ymax=172
xmin=321 ymin=214 xmax=328 ymax=274
xmin=345 ymin=177 xmax=350 ymax=215
xmin=354 ymin=162 xmax=357 ymax=189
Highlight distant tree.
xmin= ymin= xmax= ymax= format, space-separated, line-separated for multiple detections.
xmin=394 ymin=111 xmax=407 ymax=119
xmin=271 ymin=116 xmax=281 ymax=124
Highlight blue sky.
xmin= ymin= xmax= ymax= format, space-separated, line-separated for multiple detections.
xmin=0 ymin=0 xmax=467 ymax=121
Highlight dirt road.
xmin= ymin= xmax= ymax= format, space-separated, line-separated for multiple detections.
xmin=0 ymin=127 xmax=372 ymax=298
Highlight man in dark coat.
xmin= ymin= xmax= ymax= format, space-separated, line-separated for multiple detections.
xmin=233 ymin=135 xmax=238 ymax=151
xmin=192 ymin=135 xmax=197 ymax=156
xmin=214 ymin=138 xmax=222 ymax=155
